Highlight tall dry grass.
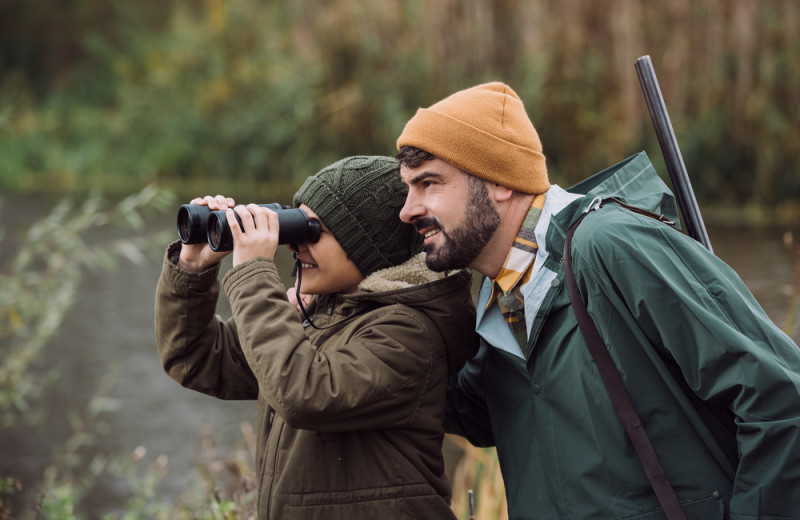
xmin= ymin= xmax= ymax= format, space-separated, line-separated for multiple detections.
xmin=447 ymin=435 xmax=508 ymax=520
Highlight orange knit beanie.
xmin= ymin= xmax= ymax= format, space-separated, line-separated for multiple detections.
xmin=396 ymin=82 xmax=549 ymax=194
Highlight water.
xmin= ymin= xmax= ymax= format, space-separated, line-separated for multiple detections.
xmin=0 ymin=199 xmax=277 ymax=518
xmin=0 ymin=199 xmax=797 ymax=519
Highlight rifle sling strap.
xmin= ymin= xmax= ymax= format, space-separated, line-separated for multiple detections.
xmin=562 ymin=199 xmax=687 ymax=520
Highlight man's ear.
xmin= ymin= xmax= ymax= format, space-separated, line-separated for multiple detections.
xmin=489 ymin=183 xmax=514 ymax=203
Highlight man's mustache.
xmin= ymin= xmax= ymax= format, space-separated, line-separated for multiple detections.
xmin=413 ymin=217 xmax=441 ymax=234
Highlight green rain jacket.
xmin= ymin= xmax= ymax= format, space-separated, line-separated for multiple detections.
xmin=445 ymin=152 xmax=800 ymax=519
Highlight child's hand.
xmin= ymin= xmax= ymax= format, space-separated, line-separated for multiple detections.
xmin=178 ymin=195 xmax=234 ymax=272
xmin=287 ymin=287 xmax=313 ymax=312
xmin=229 ymin=204 xmax=280 ymax=267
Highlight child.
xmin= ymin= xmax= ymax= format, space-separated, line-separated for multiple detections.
xmin=155 ymin=156 xmax=478 ymax=519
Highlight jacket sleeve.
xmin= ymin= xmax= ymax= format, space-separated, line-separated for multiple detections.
xmin=222 ymin=257 xmax=446 ymax=433
xmin=573 ymin=206 xmax=800 ymax=519
xmin=154 ymin=242 xmax=258 ymax=400
xmin=443 ymin=341 xmax=496 ymax=447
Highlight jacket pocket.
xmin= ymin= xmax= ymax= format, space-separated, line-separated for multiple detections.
xmin=617 ymin=493 xmax=725 ymax=519
xmin=287 ymin=482 xmax=435 ymax=508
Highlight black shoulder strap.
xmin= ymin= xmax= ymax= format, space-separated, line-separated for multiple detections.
xmin=563 ymin=200 xmax=687 ymax=520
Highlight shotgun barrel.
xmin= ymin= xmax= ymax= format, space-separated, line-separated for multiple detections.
xmin=635 ymin=55 xmax=713 ymax=252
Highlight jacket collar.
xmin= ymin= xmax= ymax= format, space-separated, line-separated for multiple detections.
xmin=476 ymin=151 xmax=679 ymax=360
xmin=545 ymin=151 xmax=679 ymax=262
xmin=475 ymin=185 xmax=581 ymax=360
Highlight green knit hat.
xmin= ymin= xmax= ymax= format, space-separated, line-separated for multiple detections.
xmin=293 ymin=156 xmax=423 ymax=277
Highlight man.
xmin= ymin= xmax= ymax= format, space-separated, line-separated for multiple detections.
xmin=395 ymin=82 xmax=800 ymax=519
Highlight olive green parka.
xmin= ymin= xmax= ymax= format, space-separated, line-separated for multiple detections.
xmin=155 ymin=248 xmax=478 ymax=520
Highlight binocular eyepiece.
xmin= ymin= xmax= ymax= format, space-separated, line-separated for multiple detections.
xmin=177 ymin=203 xmax=322 ymax=252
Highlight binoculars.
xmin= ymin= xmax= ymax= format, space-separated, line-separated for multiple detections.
xmin=177 ymin=203 xmax=321 ymax=252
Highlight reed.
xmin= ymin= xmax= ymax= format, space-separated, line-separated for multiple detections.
xmin=446 ymin=435 xmax=508 ymax=520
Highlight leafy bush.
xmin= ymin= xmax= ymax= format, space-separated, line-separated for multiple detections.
xmin=2 ymin=0 xmax=799 ymax=218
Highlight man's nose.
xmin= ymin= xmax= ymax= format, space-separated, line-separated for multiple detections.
xmin=399 ymin=193 xmax=423 ymax=224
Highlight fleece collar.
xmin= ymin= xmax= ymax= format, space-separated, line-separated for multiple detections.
xmin=357 ymin=252 xmax=455 ymax=293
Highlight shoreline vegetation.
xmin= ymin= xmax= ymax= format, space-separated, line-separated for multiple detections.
xmin=2 ymin=1 xmax=799 ymax=223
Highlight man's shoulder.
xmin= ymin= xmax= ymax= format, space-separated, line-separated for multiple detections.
xmin=570 ymin=203 xmax=676 ymax=259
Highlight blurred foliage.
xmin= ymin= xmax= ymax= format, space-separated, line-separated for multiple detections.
xmin=98 ymin=423 xmax=257 ymax=520
xmin=1 ymin=406 xmax=259 ymax=519
xmin=0 ymin=0 xmax=799 ymax=221
xmin=0 ymin=185 xmax=174 ymax=427
xmin=0 ymin=187 xmax=173 ymax=516
xmin=0 ymin=182 xmax=268 ymax=520
xmin=447 ymin=435 xmax=508 ymax=520
xmin=785 ymin=231 xmax=800 ymax=339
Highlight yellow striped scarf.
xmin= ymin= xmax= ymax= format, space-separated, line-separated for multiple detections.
xmin=486 ymin=193 xmax=546 ymax=354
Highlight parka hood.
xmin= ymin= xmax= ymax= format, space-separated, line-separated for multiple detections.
xmin=564 ymin=151 xmax=679 ymax=229
xmin=546 ymin=151 xmax=680 ymax=261
xmin=329 ymin=253 xmax=478 ymax=374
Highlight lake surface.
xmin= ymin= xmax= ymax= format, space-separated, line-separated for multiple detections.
xmin=1 ymin=199 xmax=798 ymax=518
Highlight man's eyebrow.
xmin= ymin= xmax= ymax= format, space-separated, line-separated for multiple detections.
xmin=405 ymin=171 xmax=443 ymax=186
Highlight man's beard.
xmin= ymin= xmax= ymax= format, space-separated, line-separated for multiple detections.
xmin=416 ymin=177 xmax=500 ymax=272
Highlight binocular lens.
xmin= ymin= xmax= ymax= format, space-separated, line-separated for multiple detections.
xmin=176 ymin=204 xmax=211 ymax=244
xmin=176 ymin=203 xmax=322 ymax=252
xmin=207 ymin=212 xmax=229 ymax=251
